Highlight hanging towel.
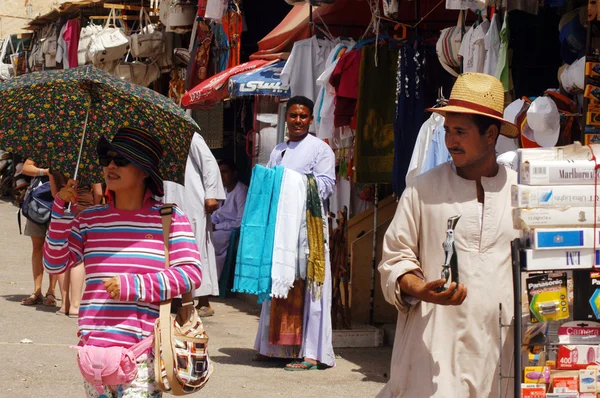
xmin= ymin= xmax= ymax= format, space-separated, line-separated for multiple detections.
xmin=269 ymin=279 xmax=306 ymax=346
xmin=297 ymin=175 xmax=309 ymax=281
xmin=233 ymin=165 xmax=284 ymax=301
xmin=271 ymin=169 xmax=307 ymax=299
xmin=306 ymin=174 xmax=326 ymax=301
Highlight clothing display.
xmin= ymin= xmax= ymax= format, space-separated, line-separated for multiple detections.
xmin=377 ymin=164 xmax=518 ymax=397
xmin=233 ymin=165 xmax=284 ymax=300
xmin=56 ymin=23 xmax=69 ymax=69
xmin=422 ymin=126 xmax=451 ymax=175
xmin=459 ymin=19 xmax=489 ymax=73
xmin=280 ymin=36 xmax=338 ymax=101
xmin=355 ymin=46 xmax=398 ymax=184
xmin=483 ymin=14 xmax=500 ymax=76
xmin=405 ymin=113 xmax=445 ymax=186
xmin=495 ymin=12 xmax=510 ymax=91
xmin=392 ymin=44 xmax=426 ymax=194
xmin=330 ymin=49 xmax=361 ymax=128
xmin=315 ymin=43 xmax=352 ymax=143
xmin=163 ymin=133 xmax=226 ymax=298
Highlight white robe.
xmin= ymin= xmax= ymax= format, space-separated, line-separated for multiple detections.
xmin=163 ymin=133 xmax=226 ymax=297
xmin=377 ymin=163 xmax=518 ymax=398
xmin=254 ymin=133 xmax=337 ymax=367
xmin=211 ymin=181 xmax=248 ymax=278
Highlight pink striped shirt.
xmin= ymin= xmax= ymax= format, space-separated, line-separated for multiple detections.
xmin=43 ymin=191 xmax=202 ymax=348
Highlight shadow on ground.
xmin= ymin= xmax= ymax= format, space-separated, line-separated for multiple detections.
xmin=1 ymin=294 xmax=63 ymax=314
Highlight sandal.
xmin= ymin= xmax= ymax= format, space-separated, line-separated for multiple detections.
xmin=43 ymin=293 xmax=57 ymax=307
xmin=21 ymin=293 xmax=43 ymax=306
xmin=284 ymin=361 xmax=318 ymax=371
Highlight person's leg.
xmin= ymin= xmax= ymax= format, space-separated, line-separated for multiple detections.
xmin=196 ymin=296 xmax=214 ymax=317
xmin=67 ymin=262 xmax=85 ymax=316
xmin=45 ymin=272 xmax=64 ymax=307
xmin=21 ymin=236 xmax=45 ymax=305
xmin=58 ymin=269 xmax=71 ymax=314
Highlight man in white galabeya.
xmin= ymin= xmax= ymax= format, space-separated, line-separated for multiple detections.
xmin=378 ymin=73 xmax=520 ymax=397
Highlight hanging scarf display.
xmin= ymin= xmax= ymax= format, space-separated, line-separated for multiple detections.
xmin=269 ymin=279 xmax=305 ymax=346
xmin=187 ymin=20 xmax=214 ymax=90
xmin=305 ymin=174 xmax=326 ymax=301
xmin=392 ymin=43 xmax=426 ymax=196
xmin=222 ymin=2 xmax=243 ymax=68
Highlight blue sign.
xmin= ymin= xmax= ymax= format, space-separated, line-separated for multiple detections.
xmin=228 ymin=61 xmax=291 ymax=98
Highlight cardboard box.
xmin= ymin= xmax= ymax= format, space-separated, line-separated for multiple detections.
xmin=558 ymin=322 xmax=600 ymax=344
xmin=514 ymin=207 xmax=600 ymax=229
xmin=512 ymin=184 xmax=600 ymax=208
xmin=520 ymin=159 xmax=600 ymax=186
xmin=522 ymin=249 xmax=597 ymax=271
xmin=545 ymin=394 xmax=579 ymax=398
xmin=526 ymin=229 xmax=600 ymax=250
xmin=520 ymin=383 xmax=545 ymax=398
xmin=558 ymin=345 xmax=600 ymax=370
xmin=518 ymin=143 xmax=593 ymax=164
xmin=524 ymin=366 xmax=550 ymax=384
xmin=552 ymin=374 xmax=579 ymax=390
xmin=580 ymin=369 xmax=597 ymax=392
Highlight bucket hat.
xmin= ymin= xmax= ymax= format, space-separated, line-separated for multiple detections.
xmin=427 ymin=72 xmax=519 ymax=138
xmin=527 ymin=97 xmax=561 ymax=148
xmin=97 ymin=127 xmax=164 ymax=197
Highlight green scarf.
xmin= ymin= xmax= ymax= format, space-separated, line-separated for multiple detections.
xmin=305 ymin=174 xmax=326 ymax=300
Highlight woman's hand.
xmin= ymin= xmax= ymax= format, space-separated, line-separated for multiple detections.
xmin=103 ymin=276 xmax=120 ymax=300
xmin=57 ymin=179 xmax=78 ymax=203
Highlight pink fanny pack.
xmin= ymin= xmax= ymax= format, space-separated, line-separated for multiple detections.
xmin=72 ymin=337 xmax=153 ymax=393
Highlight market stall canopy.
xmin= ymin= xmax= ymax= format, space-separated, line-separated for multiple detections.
xmin=228 ymin=61 xmax=290 ymax=98
xmin=251 ymin=0 xmax=372 ymax=60
xmin=182 ymin=60 xmax=270 ymax=109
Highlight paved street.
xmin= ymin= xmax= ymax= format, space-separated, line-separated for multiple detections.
xmin=0 ymin=199 xmax=391 ymax=397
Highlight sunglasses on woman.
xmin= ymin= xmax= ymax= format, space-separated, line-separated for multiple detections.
xmin=99 ymin=154 xmax=131 ymax=167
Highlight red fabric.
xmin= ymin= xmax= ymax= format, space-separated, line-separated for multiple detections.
xmin=63 ymin=19 xmax=80 ymax=69
xmin=330 ymin=50 xmax=361 ymax=128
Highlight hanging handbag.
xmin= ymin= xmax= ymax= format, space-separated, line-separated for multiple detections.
xmin=130 ymin=8 xmax=165 ymax=59
xmin=28 ymin=34 xmax=44 ymax=71
xmin=116 ymin=60 xmax=161 ymax=87
xmin=154 ymin=205 xmax=212 ymax=396
xmin=159 ymin=0 xmax=197 ymax=32
xmin=156 ymin=32 xmax=175 ymax=72
xmin=88 ymin=8 xmax=130 ymax=65
xmin=78 ymin=23 xmax=102 ymax=66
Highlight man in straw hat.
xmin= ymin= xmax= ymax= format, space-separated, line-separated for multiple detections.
xmin=377 ymin=73 xmax=520 ymax=397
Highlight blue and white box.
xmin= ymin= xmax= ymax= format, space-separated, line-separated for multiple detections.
xmin=527 ymin=229 xmax=600 ymax=250
xmin=523 ymin=248 xmax=598 ymax=271
xmin=512 ymin=185 xmax=600 ymax=208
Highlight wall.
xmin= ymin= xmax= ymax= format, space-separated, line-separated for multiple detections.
xmin=0 ymin=0 xmax=61 ymax=36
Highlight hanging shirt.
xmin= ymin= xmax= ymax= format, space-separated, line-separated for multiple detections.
xmin=421 ymin=125 xmax=451 ymax=175
xmin=495 ymin=13 xmax=510 ymax=91
xmin=459 ymin=20 xmax=489 ymax=73
xmin=329 ymin=49 xmax=361 ymax=128
xmin=63 ymin=19 xmax=81 ymax=69
xmin=55 ymin=23 xmax=69 ymax=69
xmin=280 ymin=36 xmax=337 ymax=102
xmin=483 ymin=14 xmax=500 ymax=76
xmin=315 ymin=43 xmax=353 ymax=143
xmin=405 ymin=113 xmax=445 ymax=186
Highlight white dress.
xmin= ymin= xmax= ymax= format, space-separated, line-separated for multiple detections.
xmin=163 ymin=133 xmax=226 ymax=297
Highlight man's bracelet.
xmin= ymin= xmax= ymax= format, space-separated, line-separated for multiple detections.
xmin=39 ymin=168 xmax=44 ymax=177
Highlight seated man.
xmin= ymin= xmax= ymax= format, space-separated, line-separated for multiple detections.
xmin=212 ymin=160 xmax=248 ymax=282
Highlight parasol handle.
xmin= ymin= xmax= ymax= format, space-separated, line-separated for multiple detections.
xmin=65 ymin=101 xmax=91 ymax=214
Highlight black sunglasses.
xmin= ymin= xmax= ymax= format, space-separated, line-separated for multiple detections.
xmin=99 ymin=154 xmax=131 ymax=167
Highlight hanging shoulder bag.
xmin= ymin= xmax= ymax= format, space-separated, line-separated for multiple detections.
xmin=130 ymin=8 xmax=165 ymax=59
xmin=88 ymin=8 xmax=130 ymax=65
xmin=154 ymin=205 xmax=212 ymax=395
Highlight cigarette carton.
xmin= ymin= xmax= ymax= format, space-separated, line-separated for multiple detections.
xmin=558 ymin=345 xmax=600 ymax=370
xmin=520 ymin=159 xmax=600 ymax=186
xmin=580 ymin=369 xmax=597 ymax=392
xmin=522 ymin=249 xmax=597 ymax=271
xmin=526 ymin=229 xmax=600 ymax=250
xmin=512 ymin=184 xmax=600 ymax=208
xmin=518 ymin=143 xmax=593 ymax=164
xmin=514 ymin=207 xmax=600 ymax=229
xmin=520 ymin=383 xmax=545 ymax=398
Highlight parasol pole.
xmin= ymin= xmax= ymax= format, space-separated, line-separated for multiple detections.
xmin=72 ymin=100 xmax=92 ymax=182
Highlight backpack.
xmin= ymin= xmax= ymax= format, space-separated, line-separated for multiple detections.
xmin=19 ymin=177 xmax=53 ymax=230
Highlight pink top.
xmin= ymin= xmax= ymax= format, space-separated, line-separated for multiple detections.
xmin=43 ymin=191 xmax=202 ymax=348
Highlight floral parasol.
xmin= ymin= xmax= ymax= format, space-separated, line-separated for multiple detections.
xmin=0 ymin=65 xmax=199 ymax=185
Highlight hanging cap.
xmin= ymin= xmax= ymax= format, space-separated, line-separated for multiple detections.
xmin=527 ymin=97 xmax=561 ymax=148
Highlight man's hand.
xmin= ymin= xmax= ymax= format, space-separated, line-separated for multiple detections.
xmin=103 ymin=276 xmax=121 ymax=300
xmin=205 ymin=198 xmax=219 ymax=214
xmin=416 ymin=279 xmax=467 ymax=306
xmin=398 ymin=273 xmax=467 ymax=307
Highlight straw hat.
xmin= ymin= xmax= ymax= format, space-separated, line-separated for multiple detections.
xmin=427 ymin=73 xmax=519 ymax=138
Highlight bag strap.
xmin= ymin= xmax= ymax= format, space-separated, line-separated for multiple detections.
xmin=159 ymin=204 xmax=192 ymax=396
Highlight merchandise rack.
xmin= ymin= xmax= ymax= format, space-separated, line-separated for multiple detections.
xmin=510 ymin=238 xmax=596 ymax=398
